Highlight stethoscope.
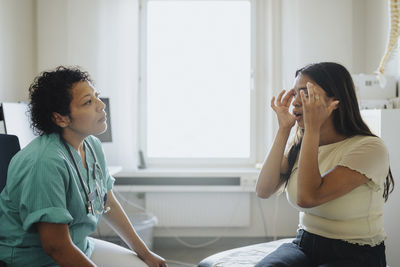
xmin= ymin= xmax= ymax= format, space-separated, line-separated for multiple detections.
xmin=62 ymin=138 xmax=110 ymax=215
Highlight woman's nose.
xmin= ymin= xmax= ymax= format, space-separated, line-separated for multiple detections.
xmin=292 ymin=94 xmax=301 ymax=107
xmin=97 ymin=98 xmax=106 ymax=111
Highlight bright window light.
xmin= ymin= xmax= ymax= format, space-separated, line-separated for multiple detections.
xmin=145 ymin=0 xmax=251 ymax=158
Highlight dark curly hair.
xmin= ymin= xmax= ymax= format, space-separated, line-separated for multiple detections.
xmin=29 ymin=66 xmax=93 ymax=135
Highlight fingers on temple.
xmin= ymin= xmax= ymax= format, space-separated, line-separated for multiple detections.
xmin=287 ymin=93 xmax=294 ymax=105
xmin=307 ymin=83 xmax=315 ymax=102
xmin=300 ymin=90 xmax=306 ymax=104
xmin=282 ymin=89 xmax=294 ymax=105
xmin=276 ymin=90 xmax=286 ymax=103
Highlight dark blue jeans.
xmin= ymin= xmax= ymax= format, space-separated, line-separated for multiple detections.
xmin=255 ymin=229 xmax=386 ymax=267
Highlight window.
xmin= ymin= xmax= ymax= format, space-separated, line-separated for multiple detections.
xmin=139 ymin=0 xmax=255 ymax=167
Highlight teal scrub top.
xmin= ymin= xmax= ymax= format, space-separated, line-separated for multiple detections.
xmin=0 ymin=133 xmax=115 ymax=266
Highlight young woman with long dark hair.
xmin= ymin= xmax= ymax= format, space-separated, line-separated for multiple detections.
xmin=255 ymin=62 xmax=394 ymax=267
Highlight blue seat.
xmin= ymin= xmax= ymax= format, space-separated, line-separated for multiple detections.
xmin=0 ymin=134 xmax=19 ymax=267
xmin=0 ymin=134 xmax=20 ymax=193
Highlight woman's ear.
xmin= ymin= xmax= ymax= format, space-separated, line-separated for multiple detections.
xmin=334 ymin=100 xmax=340 ymax=109
xmin=52 ymin=112 xmax=70 ymax=128
xmin=328 ymin=98 xmax=340 ymax=109
xmin=327 ymin=99 xmax=340 ymax=115
xmin=331 ymin=100 xmax=340 ymax=111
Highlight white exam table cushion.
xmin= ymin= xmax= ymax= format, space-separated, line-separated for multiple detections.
xmin=198 ymin=238 xmax=294 ymax=267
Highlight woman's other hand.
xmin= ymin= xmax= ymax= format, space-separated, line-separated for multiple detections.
xmin=271 ymin=89 xmax=296 ymax=130
xmin=300 ymin=82 xmax=339 ymax=132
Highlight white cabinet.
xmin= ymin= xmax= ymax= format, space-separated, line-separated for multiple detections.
xmin=361 ymin=109 xmax=400 ymax=267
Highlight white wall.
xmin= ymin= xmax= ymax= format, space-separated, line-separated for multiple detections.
xmin=281 ymin=0 xmax=389 ymax=92
xmin=0 ymin=0 xmax=37 ymax=102
xmin=281 ymin=0 xmax=353 ymax=91
xmin=36 ymin=0 xmax=139 ymax=169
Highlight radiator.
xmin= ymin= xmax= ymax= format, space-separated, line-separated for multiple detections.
xmin=146 ymin=192 xmax=250 ymax=227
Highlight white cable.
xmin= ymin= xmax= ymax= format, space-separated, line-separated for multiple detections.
xmin=107 ymin=190 xmax=200 ymax=265
xmin=256 ymin=197 xmax=268 ymax=237
xmin=113 ymin=189 xmax=146 ymax=211
xmin=272 ymin=193 xmax=280 ymax=241
xmin=96 ymin=222 xmax=104 ymax=239
xmin=164 ymin=230 xmax=221 ymax=249
xmin=156 ymin=194 xmax=244 ymax=249
xmin=113 ymin=187 xmax=244 ymax=249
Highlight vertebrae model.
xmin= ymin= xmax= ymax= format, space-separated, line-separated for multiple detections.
xmin=378 ymin=0 xmax=400 ymax=74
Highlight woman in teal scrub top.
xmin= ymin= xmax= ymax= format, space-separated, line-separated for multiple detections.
xmin=0 ymin=67 xmax=167 ymax=267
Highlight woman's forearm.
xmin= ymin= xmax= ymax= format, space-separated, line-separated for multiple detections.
xmin=297 ymin=129 xmax=321 ymax=207
xmin=48 ymin=243 xmax=96 ymax=267
xmin=37 ymin=222 xmax=96 ymax=267
xmin=103 ymin=191 xmax=149 ymax=256
xmin=256 ymin=127 xmax=291 ymax=198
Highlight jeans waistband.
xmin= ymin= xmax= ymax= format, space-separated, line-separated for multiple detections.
xmin=296 ymin=229 xmax=384 ymax=248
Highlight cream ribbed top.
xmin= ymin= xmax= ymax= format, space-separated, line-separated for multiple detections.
xmin=286 ymin=135 xmax=390 ymax=246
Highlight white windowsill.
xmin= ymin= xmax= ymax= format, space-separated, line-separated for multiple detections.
xmin=116 ymin=167 xmax=260 ymax=177
xmin=113 ymin=167 xmax=260 ymax=192
xmin=114 ymin=185 xmax=256 ymax=192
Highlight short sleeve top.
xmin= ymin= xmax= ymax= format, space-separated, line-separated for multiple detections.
xmin=286 ymin=135 xmax=390 ymax=246
xmin=0 ymin=133 xmax=115 ymax=266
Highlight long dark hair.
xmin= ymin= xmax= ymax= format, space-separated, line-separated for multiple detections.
xmin=282 ymin=62 xmax=394 ymax=201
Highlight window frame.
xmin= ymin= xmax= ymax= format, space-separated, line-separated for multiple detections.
xmin=138 ymin=0 xmax=258 ymax=168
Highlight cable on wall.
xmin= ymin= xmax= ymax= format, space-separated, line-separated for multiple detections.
xmin=113 ymin=188 xmax=245 ymax=249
